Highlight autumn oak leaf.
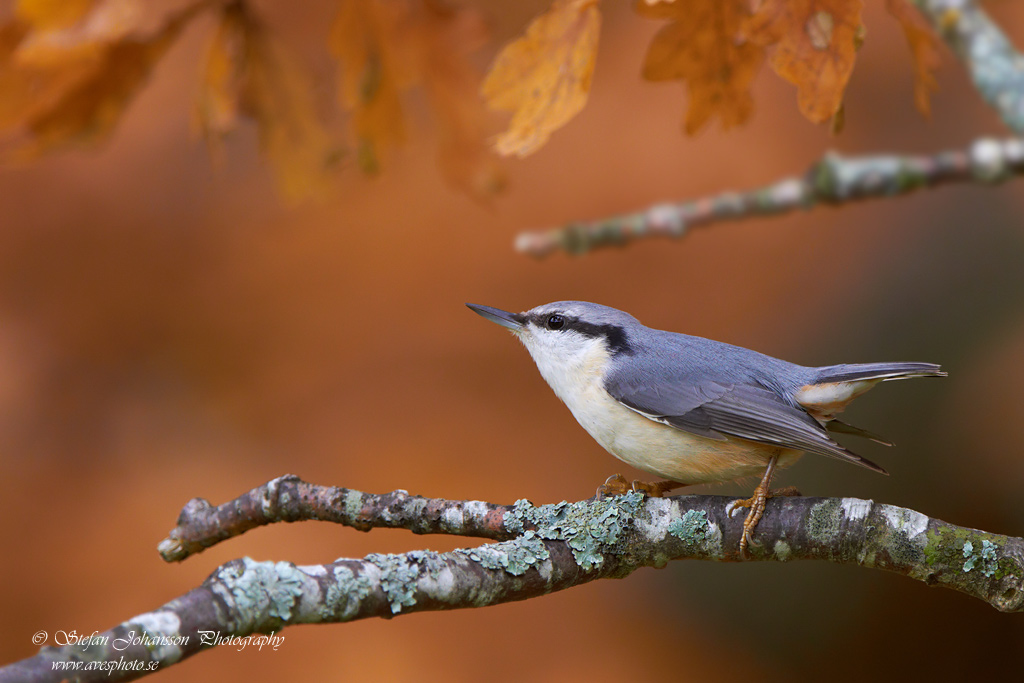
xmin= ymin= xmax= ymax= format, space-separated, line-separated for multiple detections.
xmin=744 ymin=0 xmax=863 ymax=124
xmin=13 ymin=0 xmax=144 ymax=69
xmin=194 ymin=2 xmax=246 ymax=147
xmin=15 ymin=0 xmax=96 ymax=31
xmin=13 ymin=3 xmax=197 ymax=158
xmin=414 ymin=3 xmax=504 ymax=197
xmin=638 ymin=0 xmax=764 ymax=135
xmin=329 ymin=0 xmax=409 ymax=175
xmin=195 ymin=3 xmax=341 ymax=201
xmin=0 ymin=20 xmax=94 ymax=129
xmin=481 ymin=0 xmax=601 ymax=158
xmin=885 ymin=0 xmax=942 ymax=116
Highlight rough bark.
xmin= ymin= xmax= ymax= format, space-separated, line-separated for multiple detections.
xmin=3 ymin=474 xmax=1021 ymax=682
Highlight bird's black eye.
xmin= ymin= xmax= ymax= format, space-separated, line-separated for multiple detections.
xmin=547 ymin=314 xmax=565 ymax=330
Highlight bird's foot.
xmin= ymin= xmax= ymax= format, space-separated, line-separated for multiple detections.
xmin=726 ymin=485 xmax=801 ymax=556
xmin=596 ymin=474 xmax=686 ymax=499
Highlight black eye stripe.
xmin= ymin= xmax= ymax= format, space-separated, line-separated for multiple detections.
xmin=527 ymin=312 xmax=633 ymax=356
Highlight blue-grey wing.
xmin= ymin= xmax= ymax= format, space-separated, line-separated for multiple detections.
xmin=606 ymin=375 xmax=885 ymax=473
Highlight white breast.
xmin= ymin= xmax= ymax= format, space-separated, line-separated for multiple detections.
xmin=521 ymin=332 xmax=796 ymax=484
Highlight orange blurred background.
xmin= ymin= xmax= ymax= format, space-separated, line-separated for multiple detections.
xmin=2 ymin=1 xmax=1024 ymax=680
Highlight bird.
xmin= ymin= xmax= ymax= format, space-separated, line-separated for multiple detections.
xmin=466 ymin=300 xmax=946 ymax=555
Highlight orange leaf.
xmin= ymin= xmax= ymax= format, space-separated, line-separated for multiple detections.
xmin=198 ymin=3 xmax=341 ymax=200
xmin=638 ymin=0 xmax=764 ymax=134
xmin=14 ymin=0 xmax=143 ymax=69
xmin=0 ymin=20 xmax=95 ymax=129
xmin=13 ymin=4 xmax=196 ymax=158
xmin=329 ymin=0 xmax=409 ymax=174
xmin=193 ymin=3 xmax=246 ymax=147
xmin=416 ymin=2 xmax=504 ymax=196
xmin=885 ymin=0 xmax=941 ymax=116
xmin=15 ymin=0 xmax=96 ymax=30
xmin=481 ymin=0 xmax=600 ymax=157
xmin=744 ymin=0 xmax=863 ymax=124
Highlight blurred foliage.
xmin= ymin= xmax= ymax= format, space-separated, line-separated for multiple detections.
xmin=0 ymin=0 xmax=944 ymax=199
xmin=0 ymin=1 xmax=1022 ymax=681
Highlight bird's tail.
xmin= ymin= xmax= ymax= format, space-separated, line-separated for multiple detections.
xmin=813 ymin=362 xmax=946 ymax=384
xmin=795 ymin=362 xmax=945 ymax=425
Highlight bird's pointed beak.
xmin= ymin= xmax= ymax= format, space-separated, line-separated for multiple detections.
xmin=466 ymin=303 xmax=525 ymax=332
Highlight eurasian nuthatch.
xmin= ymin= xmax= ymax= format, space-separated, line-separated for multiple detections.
xmin=467 ymin=301 xmax=945 ymax=554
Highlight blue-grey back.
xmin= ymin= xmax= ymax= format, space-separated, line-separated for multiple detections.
xmin=607 ymin=324 xmax=817 ymax=398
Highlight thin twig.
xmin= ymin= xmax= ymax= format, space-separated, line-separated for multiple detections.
xmin=158 ymin=474 xmax=514 ymax=562
xmin=514 ymin=136 xmax=1024 ymax=258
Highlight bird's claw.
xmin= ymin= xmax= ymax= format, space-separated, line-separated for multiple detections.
xmin=596 ymin=474 xmax=686 ymax=499
xmin=596 ymin=474 xmax=631 ymax=499
xmin=730 ymin=483 xmax=802 ymax=557
xmin=725 ymin=499 xmax=747 ymax=518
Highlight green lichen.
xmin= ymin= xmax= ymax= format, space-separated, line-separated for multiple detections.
xmin=503 ymin=492 xmax=645 ymax=570
xmin=874 ymin=506 xmax=930 ymax=570
xmin=464 ymin=531 xmax=550 ymax=576
xmin=963 ymin=539 xmax=1000 ymax=577
xmin=773 ymin=540 xmax=792 ymax=562
xmin=922 ymin=525 xmax=972 ymax=567
xmin=918 ymin=526 xmax=1019 ymax=581
xmin=503 ymin=508 xmax=525 ymax=535
xmin=344 ymin=490 xmax=364 ymax=521
xmin=362 ymin=550 xmax=451 ymax=614
xmin=214 ymin=558 xmax=306 ymax=631
xmin=126 ymin=612 xmax=185 ymax=662
xmin=400 ymin=495 xmax=427 ymax=520
xmin=807 ymin=499 xmax=842 ymax=544
xmin=365 ymin=553 xmax=420 ymax=614
xmin=117 ymin=614 xmax=185 ymax=663
xmin=667 ymin=509 xmax=716 ymax=553
xmin=323 ymin=565 xmax=375 ymax=620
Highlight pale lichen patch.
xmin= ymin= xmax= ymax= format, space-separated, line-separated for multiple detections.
xmin=126 ymin=611 xmax=184 ymax=663
xmin=840 ymin=498 xmax=873 ymax=522
xmin=212 ymin=558 xmax=307 ymax=631
xmin=667 ymin=509 xmax=720 ymax=557
xmin=365 ymin=553 xmax=419 ymax=614
xmin=537 ymin=558 xmax=554 ymax=583
xmin=461 ymin=531 xmax=550 ymax=576
xmin=442 ymin=506 xmax=465 ymax=532
xmin=324 ymin=565 xmax=375 ymax=620
xmin=344 ymin=490 xmax=364 ymax=521
xmin=400 ymin=495 xmax=427 ymax=519
xmin=873 ymin=505 xmax=931 ymax=572
xmin=635 ymin=497 xmax=672 ymax=543
xmin=881 ymin=505 xmax=929 ymax=540
xmin=807 ymin=499 xmax=843 ymax=544
xmin=464 ymin=500 xmax=491 ymax=523
xmin=500 ymin=493 xmax=645 ymax=570
xmin=418 ymin=566 xmax=457 ymax=601
xmin=962 ymin=539 xmax=1000 ymax=577
xmin=773 ymin=540 xmax=792 ymax=562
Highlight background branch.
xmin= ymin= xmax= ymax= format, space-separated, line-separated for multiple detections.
xmin=5 ymin=476 xmax=1022 ymax=682
xmin=912 ymin=0 xmax=1024 ymax=133
xmin=514 ymin=136 xmax=1024 ymax=258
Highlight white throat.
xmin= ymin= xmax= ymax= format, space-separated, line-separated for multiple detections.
xmin=518 ymin=329 xmax=612 ymax=408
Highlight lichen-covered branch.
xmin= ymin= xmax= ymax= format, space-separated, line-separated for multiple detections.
xmin=4 ymin=478 xmax=1023 ymax=682
xmin=911 ymin=0 xmax=1024 ymax=133
xmin=158 ymin=474 xmax=514 ymax=562
xmin=514 ymin=136 xmax=1024 ymax=257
